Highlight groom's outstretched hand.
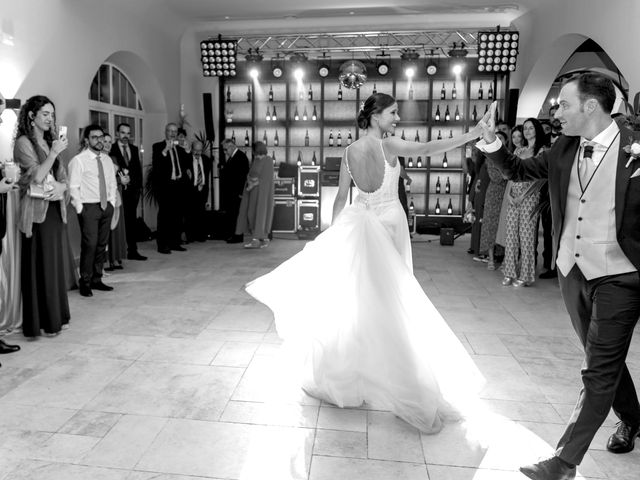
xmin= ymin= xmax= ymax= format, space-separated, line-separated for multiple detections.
xmin=477 ymin=101 xmax=498 ymax=144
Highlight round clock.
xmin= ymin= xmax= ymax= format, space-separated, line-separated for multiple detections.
xmin=426 ymin=64 xmax=437 ymax=75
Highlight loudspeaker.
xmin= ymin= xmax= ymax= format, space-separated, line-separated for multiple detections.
xmin=203 ymin=93 xmax=215 ymax=141
xmin=506 ymin=88 xmax=519 ymax=127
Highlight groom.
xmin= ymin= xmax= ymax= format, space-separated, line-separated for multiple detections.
xmin=478 ymin=73 xmax=640 ymax=480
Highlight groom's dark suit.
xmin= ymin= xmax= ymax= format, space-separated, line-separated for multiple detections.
xmin=486 ymin=126 xmax=640 ymax=465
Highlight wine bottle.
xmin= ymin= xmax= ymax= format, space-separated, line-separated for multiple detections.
xmin=488 ymin=83 xmax=493 ymax=100
xmin=268 ymin=85 xmax=274 ymax=102
xmin=409 ymin=198 xmax=415 ymax=214
xmin=329 ymin=129 xmax=334 ymax=146
xmin=372 ymin=83 xmax=377 ymax=94
xmin=401 ymin=129 xmax=406 ymax=140
xmin=231 ymin=130 xmax=236 ymax=143
xmin=446 ymin=198 xmax=453 ymax=215
xmin=445 ymin=105 xmax=451 ymax=121
xmin=478 ymin=82 xmax=484 ymax=100
xmin=408 ymin=84 xmax=414 ymax=100
xmin=272 ymin=106 xmax=278 ymax=121
xmin=337 ymin=130 xmax=342 ymax=147
xmin=272 ymin=150 xmax=276 ymax=162
xmin=246 ymin=85 xmax=251 ymax=102
xmin=452 ymin=83 xmax=457 ymax=100
xmin=304 ymin=129 xmax=310 ymax=147
xmin=440 ymin=83 xmax=446 ymax=100
xmin=265 ymin=106 xmax=271 ymax=122
xmin=449 ymin=130 xmax=453 ymax=138
xmin=263 ymin=130 xmax=268 ymax=145
xmin=435 ymin=105 xmax=441 ymax=122
xmin=311 ymin=151 xmax=317 ymax=165
xmin=347 ymin=130 xmax=353 ymax=145
xmin=226 ymin=86 xmax=231 ymax=102
xmin=308 ymin=84 xmax=313 ymax=101
xmin=437 ymin=130 xmax=442 ymax=140
xmin=414 ymin=130 xmax=420 ymax=142
xmin=294 ymin=106 xmax=300 ymax=121
xmin=302 ymin=107 xmax=308 ymax=121
xmin=435 ymin=176 xmax=441 ymax=194
xmin=454 ymin=105 xmax=460 ymax=121
xmin=442 ymin=152 xmax=448 ymax=168
xmin=274 ymin=130 xmax=279 ymax=147
xmin=338 ymin=84 xmax=343 ymax=100
xmin=408 ymin=156 xmax=414 ymax=168
xmin=244 ymin=130 xmax=250 ymax=146
xmin=416 ymin=156 xmax=423 ymax=168
xmin=312 ymin=105 xmax=318 ymax=121
xmin=472 ymin=105 xmax=478 ymax=121
xmin=435 ymin=198 xmax=441 ymax=215
xmin=297 ymin=150 xmax=302 ymax=166
xmin=445 ymin=176 xmax=451 ymax=194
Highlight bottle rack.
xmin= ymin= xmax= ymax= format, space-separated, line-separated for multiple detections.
xmin=220 ymin=67 xmax=507 ymax=225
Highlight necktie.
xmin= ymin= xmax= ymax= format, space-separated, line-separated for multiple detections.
xmin=196 ymin=158 xmax=203 ymax=187
xmin=122 ymin=145 xmax=130 ymax=166
xmin=579 ymin=141 xmax=596 ymax=188
xmin=169 ymin=147 xmax=181 ymax=180
xmin=96 ymin=154 xmax=108 ymax=210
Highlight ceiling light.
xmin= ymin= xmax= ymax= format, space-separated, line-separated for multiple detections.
xmin=338 ymin=59 xmax=367 ymax=89
xmin=376 ymin=52 xmax=391 ymax=76
xmin=245 ymin=48 xmax=263 ymax=78
xmin=478 ymin=30 xmax=519 ymax=72
xmin=293 ymin=68 xmax=304 ymax=81
xmin=200 ymin=37 xmax=237 ymax=77
xmin=400 ymin=49 xmax=420 ymax=78
xmin=317 ymin=53 xmax=331 ymax=78
xmin=270 ymin=54 xmax=284 ymax=78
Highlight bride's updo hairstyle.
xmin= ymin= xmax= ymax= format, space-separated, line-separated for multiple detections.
xmin=357 ymin=93 xmax=395 ymax=130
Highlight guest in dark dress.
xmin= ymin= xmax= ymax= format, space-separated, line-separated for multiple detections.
xmin=13 ymin=95 xmax=72 ymax=337
xmin=103 ymin=133 xmax=127 ymax=271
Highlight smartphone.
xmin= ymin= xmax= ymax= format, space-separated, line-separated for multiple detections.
xmin=58 ymin=125 xmax=67 ymax=139
xmin=4 ymin=98 xmax=21 ymax=109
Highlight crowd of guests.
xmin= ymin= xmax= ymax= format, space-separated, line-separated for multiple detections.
xmin=465 ymin=108 xmax=565 ymax=287
xmin=0 ymin=93 xmax=276 ymax=344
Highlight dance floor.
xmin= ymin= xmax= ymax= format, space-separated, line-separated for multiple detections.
xmin=1 ymin=234 xmax=639 ymax=479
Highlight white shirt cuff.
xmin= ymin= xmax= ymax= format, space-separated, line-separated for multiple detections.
xmin=475 ymin=138 xmax=502 ymax=153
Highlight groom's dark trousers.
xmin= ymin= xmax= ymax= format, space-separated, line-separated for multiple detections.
xmin=556 ymin=266 xmax=640 ymax=464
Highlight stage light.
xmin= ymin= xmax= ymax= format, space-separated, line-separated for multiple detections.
xmin=452 ymin=64 xmax=463 ymax=75
xmin=293 ymin=68 xmax=304 ymax=81
xmin=249 ymin=68 xmax=259 ymax=79
xmin=317 ymin=53 xmax=331 ymax=78
xmin=400 ymin=49 xmax=420 ymax=78
xmin=478 ymin=30 xmax=519 ymax=72
xmin=447 ymin=42 xmax=468 ymax=58
xmin=338 ymin=59 xmax=367 ymax=89
xmin=270 ymin=54 xmax=284 ymax=78
xmin=245 ymin=48 xmax=263 ymax=78
xmin=376 ymin=52 xmax=391 ymax=76
xmin=289 ymin=52 xmax=308 ymax=80
xmin=200 ymin=37 xmax=237 ymax=77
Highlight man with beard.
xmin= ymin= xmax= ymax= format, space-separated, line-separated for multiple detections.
xmin=68 ymin=125 xmax=117 ymax=297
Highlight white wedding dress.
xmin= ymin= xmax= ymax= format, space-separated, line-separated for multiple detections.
xmin=246 ymin=140 xmax=483 ymax=433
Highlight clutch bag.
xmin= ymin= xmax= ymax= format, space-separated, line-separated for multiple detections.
xmin=28 ymin=182 xmax=54 ymax=199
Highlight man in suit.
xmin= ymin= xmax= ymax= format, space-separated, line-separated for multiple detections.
xmin=185 ymin=140 xmax=210 ymax=242
xmin=478 ymin=73 xmax=640 ymax=480
xmin=152 ymin=123 xmax=190 ymax=254
xmin=220 ymin=138 xmax=249 ymax=243
xmin=110 ymin=123 xmax=147 ymax=261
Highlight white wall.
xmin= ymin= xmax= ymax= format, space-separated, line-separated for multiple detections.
xmin=0 ymin=0 xmax=187 ymax=227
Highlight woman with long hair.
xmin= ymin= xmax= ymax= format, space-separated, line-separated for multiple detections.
xmin=245 ymin=93 xmax=486 ymax=433
xmin=501 ymin=117 xmax=545 ymax=287
xmin=13 ymin=95 xmax=71 ymax=337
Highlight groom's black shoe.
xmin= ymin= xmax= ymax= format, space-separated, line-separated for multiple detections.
xmin=0 ymin=339 xmax=20 ymax=354
xmin=607 ymin=421 xmax=640 ymax=453
xmin=520 ymin=456 xmax=576 ymax=480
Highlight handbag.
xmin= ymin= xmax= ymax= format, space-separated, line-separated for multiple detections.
xmin=28 ymin=181 xmax=54 ymax=199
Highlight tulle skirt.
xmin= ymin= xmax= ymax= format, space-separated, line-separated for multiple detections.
xmin=246 ymin=200 xmax=483 ymax=433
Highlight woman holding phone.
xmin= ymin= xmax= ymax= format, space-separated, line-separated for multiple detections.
xmin=13 ymin=95 xmax=71 ymax=337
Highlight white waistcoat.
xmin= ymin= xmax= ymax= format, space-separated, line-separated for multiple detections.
xmin=556 ymin=141 xmax=636 ymax=280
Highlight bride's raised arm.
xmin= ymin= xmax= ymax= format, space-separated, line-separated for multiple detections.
xmin=384 ymin=102 xmax=496 ymax=158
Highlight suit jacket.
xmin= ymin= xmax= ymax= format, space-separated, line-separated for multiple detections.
xmin=110 ymin=142 xmax=143 ymax=194
xmin=221 ymin=148 xmax=250 ymax=206
xmin=486 ymin=126 xmax=640 ymax=271
xmin=151 ymin=141 xmax=191 ymax=194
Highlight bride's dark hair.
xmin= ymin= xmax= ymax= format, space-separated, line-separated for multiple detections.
xmin=357 ymin=93 xmax=395 ymax=129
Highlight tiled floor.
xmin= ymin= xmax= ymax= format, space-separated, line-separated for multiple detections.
xmin=1 ymin=235 xmax=640 ymax=479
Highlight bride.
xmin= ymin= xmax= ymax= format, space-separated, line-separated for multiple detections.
xmin=246 ymin=93 xmax=487 ymax=433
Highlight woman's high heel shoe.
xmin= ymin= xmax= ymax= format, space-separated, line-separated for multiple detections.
xmin=501 ymin=276 xmax=513 ymax=286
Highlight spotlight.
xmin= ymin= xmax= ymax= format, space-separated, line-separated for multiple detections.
xmin=452 ymin=64 xmax=464 ymax=75
xmin=200 ymin=37 xmax=237 ymax=77
xmin=293 ymin=68 xmax=304 ymax=81
xmin=289 ymin=52 xmax=308 ymax=79
xmin=270 ymin=54 xmax=284 ymax=78
xmin=478 ymin=30 xmax=519 ymax=72
xmin=400 ymin=49 xmax=420 ymax=78
xmin=425 ymin=49 xmax=437 ymax=75
xmin=245 ymin=48 xmax=263 ymax=78
xmin=376 ymin=52 xmax=391 ymax=76
xmin=317 ymin=53 xmax=331 ymax=78
xmin=249 ymin=68 xmax=259 ymax=79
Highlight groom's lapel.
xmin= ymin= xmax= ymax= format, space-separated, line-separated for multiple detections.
xmin=615 ymin=127 xmax=635 ymax=232
xmin=557 ymin=136 xmax=580 ymax=217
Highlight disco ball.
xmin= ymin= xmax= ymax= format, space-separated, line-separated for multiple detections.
xmin=338 ymin=60 xmax=367 ymax=89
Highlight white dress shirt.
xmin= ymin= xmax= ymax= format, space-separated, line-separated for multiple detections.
xmin=192 ymin=154 xmax=205 ymax=189
xmin=68 ymin=148 xmax=117 ymax=213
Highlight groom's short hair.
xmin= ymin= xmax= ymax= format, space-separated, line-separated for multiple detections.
xmin=567 ymin=73 xmax=616 ymax=114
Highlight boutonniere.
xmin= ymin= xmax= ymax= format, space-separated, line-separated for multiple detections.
xmin=622 ymin=137 xmax=640 ymax=168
